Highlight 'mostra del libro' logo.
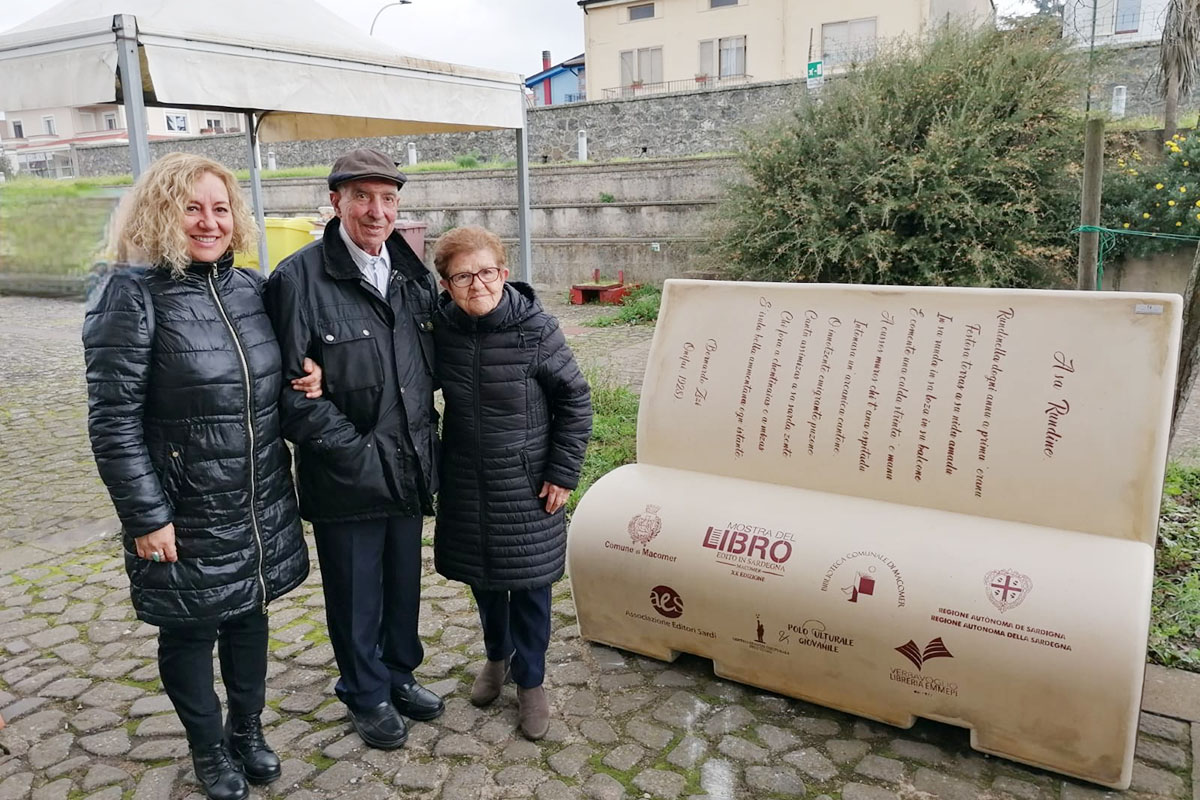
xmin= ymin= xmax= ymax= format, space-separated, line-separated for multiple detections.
xmin=700 ymin=523 xmax=794 ymax=583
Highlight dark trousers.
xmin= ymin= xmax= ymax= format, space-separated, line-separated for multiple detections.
xmin=471 ymin=584 xmax=552 ymax=689
xmin=158 ymin=610 xmax=268 ymax=748
xmin=313 ymin=515 xmax=424 ymax=711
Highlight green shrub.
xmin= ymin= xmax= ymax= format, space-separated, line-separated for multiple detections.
xmin=1101 ymin=133 xmax=1200 ymax=261
xmin=709 ymin=24 xmax=1082 ymax=288
xmin=586 ymin=286 xmax=661 ymax=327
xmin=454 ymin=153 xmax=480 ymax=169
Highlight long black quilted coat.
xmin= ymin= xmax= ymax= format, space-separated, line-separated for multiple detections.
xmin=82 ymin=257 xmax=309 ymax=627
xmin=434 ymin=282 xmax=592 ymax=591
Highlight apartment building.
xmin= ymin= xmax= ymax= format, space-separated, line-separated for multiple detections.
xmin=1062 ymin=0 xmax=1167 ymax=46
xmin=578 ymin=0 xmax=994 ymax=100
xmin=0 ymin=105 xmax=242 ymax=178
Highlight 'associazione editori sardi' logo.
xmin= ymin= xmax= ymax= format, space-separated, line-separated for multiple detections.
xmin=650 ymin=585 xmax=684 ymax=619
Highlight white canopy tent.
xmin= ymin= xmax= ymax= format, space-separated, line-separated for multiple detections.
xmin=0 ymin=0 xmax=534 ymax=278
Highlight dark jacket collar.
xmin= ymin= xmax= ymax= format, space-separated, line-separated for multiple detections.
xmin=438 ymin=281 xmax=542 ymax=332
xmin=185 ymin=251 xmax=236 ymax=274
xmin=321 ymin=217 xmax=429 ymax=284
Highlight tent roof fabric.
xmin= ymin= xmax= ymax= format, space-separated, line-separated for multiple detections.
xmin=0 ymin=0 xmax=526 ymax=139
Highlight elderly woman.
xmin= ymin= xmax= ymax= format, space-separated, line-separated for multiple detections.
xmin=431 ymin=226 xmax=592 ymax=740
xmin=83 ymin=153 xmax=317 ymax=800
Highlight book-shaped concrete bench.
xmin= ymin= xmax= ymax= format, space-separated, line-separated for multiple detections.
xmin=567 ymin=280 xmax=1182 ymax=789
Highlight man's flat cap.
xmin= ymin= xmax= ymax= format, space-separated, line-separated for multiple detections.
xmin=328 ymin=148 xmax=407 ymax=190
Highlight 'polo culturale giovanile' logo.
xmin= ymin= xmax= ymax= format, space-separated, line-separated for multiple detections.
xmin=650 ymin=585 xmax=684 ymax=619
xmin=984 ymin=568 xmax=1032 ymax=612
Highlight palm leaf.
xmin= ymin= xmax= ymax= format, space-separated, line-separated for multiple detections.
xmin=1160 ymin=0 xmax=1200 ymax=99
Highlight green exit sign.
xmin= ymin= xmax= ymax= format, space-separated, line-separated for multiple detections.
xmin=807 ymin=60 xmax=823 ymax=80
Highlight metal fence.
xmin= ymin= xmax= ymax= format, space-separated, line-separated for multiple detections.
xmin=601 ymin=73 xmax=754 ymax=100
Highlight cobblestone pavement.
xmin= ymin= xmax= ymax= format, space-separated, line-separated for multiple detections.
xmin=1 ymin=293 xmax=1198 ymax=800
xmin=541 ymin=293 xmax=657 ymax=394
xmin=0 ymin=297 xmax=115 ymax=550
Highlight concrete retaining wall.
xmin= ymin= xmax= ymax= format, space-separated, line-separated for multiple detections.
xmin=260 ymin=158 xmax=741 ymax=286
xmin=1104 ymin=248 xmax=1194 ymax=294
xmin=73 ymin=80 xmax=802 ymax=177
xmin=2 ymin=158 xmax=738 ymax=293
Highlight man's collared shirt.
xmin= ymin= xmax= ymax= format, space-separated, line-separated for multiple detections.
xmin=337 ymin=221 xmax=391 ymax=297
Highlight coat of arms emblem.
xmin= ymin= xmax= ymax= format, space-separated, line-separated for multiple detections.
xmin=984 ymin=568 xmax=1032 ymax=612
xmin=627 ymin=504 xmax=662 ymax=545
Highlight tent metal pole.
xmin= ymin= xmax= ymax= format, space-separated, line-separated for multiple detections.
xmin=245 ymin=113 xmax=269 ymax=273
xmin=515 ymin=102 xmax=533 ymax=284
xmin=113 ymin=14 xmax=150 ymax=178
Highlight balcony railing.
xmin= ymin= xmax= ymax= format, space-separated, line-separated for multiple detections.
xmin=821 ymin=37 xmax=880 ymax=70
xmin=602 ymin=73 xmax=753 ymax=100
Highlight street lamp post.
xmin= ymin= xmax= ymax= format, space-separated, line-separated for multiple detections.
xmin=370 ymin=1 xmax=412 ymax=35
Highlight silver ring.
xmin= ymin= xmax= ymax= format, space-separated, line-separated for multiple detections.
xmin=150 ymin=551 xmax=162 ymax=563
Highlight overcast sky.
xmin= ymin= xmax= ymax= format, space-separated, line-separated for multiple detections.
xmin=0 ymin=0 xmax=1037 ymax=77
xmin=0 ymin=0 xmax=585 ymax=77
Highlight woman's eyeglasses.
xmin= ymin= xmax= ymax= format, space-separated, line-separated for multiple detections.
xmin=447 ymin=267 xmax=502 ymax=288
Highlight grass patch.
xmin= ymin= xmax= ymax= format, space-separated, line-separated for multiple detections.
xmin=585 ymin=753 xmax=640 ymax=789
xmin=301 ymin=627 xmax=332 ymax=646
xmin=0 ymin=180 xmax=117 ymax=275
xmin=585 ymin=286 xmax=661 ymax=327
xmin=568 ymin=372 xmax=639 ymax=515
xmin=305 ymin=751 xmax=336 ymax=770
xmin=1151 ymin=463 xmax=1200 ymax=670
xmin=1108 ymin=112 xmax=1200 ymax=132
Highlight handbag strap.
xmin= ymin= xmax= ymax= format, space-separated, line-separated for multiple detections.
xmin=132 ymin=267 xmax=155 ymax=343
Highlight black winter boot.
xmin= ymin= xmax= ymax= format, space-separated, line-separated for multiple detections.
xmin=225 ymin=713 xmax=281 ymax=784
xmin=191 ymin=741 xmax=249 ymax=800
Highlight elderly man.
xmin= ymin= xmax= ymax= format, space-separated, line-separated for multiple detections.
xmin=265 ymin=148 xmax=442 ymax=750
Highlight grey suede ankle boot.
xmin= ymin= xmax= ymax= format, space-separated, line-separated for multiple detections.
xmin=470 ymin=658 xmax=510 ymax=707
xmin=517 ymin=685 xmax=550 ymax=740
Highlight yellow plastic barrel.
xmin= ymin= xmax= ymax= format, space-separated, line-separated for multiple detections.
xmin=234 ymin=217 xmax=319 ymax=271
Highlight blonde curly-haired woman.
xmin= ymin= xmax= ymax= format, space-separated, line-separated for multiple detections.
xmin=83 ymin=153 xmax=319 ymax=800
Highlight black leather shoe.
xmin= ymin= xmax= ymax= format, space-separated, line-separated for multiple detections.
xmin=347 ymin=701 xmax=408 ymax=749
xmin=225 ymin=714 xmax=281 ymax=785
xmin=191 ymin=741 xmax=249 ymax=800
xmin=391 ymin=681 xmax=445 ymax=721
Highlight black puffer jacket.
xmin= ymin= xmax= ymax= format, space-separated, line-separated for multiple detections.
xmin=434 ymin=282 xmax=592 ymax=590
xmin=264 ymin=221 xmax=440 ymax=521
xmin=83 ymin=258 xmax=309 ymax=627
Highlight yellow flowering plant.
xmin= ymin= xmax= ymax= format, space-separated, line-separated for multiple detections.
xmin=1103 ymin=133 xmax=1200 ymax=258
